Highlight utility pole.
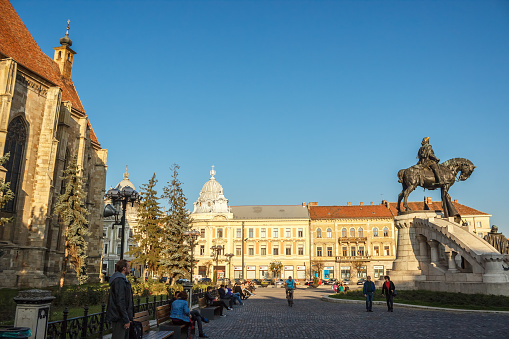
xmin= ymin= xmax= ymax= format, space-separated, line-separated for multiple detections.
xmin=241 ymin=221 xmax=245 ymax=280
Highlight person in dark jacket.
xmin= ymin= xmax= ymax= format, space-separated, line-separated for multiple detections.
xmin=204 ymin=286 xmax=229 ymax=314
xmin=381 ymin=275 xmax=396 ymax=312
xmin=218 ymin=285 xmax=234 ymax=308
xmin=362 ymin=276 xmax=375 ymax=312
xmin=106 ymin=260 xmax=134 ymax=339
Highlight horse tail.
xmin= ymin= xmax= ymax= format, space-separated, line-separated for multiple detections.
xmin=398 ymin=169 xmax=405 ymax=183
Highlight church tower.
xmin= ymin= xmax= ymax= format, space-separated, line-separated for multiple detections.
xmin=53 ymin=20 xmax=76 ymax=79
xmin=192 ymin=166 xmax=233 ymax=220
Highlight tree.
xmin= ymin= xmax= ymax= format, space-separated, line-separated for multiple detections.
xmin=159 ymin=164 xmax=192 ymax=284
xmin=53 ymin=154 xmax=90 ymax=286
xmin=202 ymin=260 xmax=213 ymax=278
xmin=0 ymin=153 xmax=14 ymax=226
xmin=312 ymin=261 xmax=325 ymax=279
xmin=353 ymin=261 xmax=368 ymax=279
xmin=269 ymin=261 xmax=283 ymax=279
xmin=128 ymin=173 xmax=163 ymax=278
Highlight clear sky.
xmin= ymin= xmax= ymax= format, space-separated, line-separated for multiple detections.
xmin=11 ymin=0 xmax=509 ymax=233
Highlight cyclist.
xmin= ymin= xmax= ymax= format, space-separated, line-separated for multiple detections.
xmin=285 ymin=276 xmax=296 ymax=306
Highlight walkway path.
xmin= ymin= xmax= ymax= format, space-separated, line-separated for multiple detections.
xmin=199 ymin=287 xmax=509 ymax=338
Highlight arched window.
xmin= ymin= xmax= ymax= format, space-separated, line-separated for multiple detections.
xmin=358 ymin=227 xmax=363 ymax=238
xmin=350 ymin=228 xmax=355 ymax=237
xmin=342 ymin=228 xmax=347 ymax=238
xmin=316 ymin=228 xmax=322 ymax=238
xmin=383 ymin=227 xmax=389 ymax=237
xmin=3 ymin=116 xmax=27 ymax=212
xmin=327 ymin=228 xmax=332 ymax=238
xmin=373 ymin=228 xmax=379 ymax=237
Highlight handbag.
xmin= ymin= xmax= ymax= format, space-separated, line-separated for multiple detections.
xmin=129 ymin=320 xmax=143 ymax=339
xmin=392 ymin=290 xmax=398 ymax=296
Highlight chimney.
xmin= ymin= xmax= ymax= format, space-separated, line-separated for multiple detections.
xmin=347 ymin=202 xmax=352 ymax=206
xmin=308 ymin=202 xmax=318 ymax=206
xmin=302 ymin=202 xmax=306 ymax=207
xmin=360 ymin=202 xmax=364 ymax=206
xmin=454 ymin=199 xmax=458 ymax=203
xmin=426 ymin=197 xmax=432 ymax=204
xmin=370 ymin=202 xmax=373 ymax=205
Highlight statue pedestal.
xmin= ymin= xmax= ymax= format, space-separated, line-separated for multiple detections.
xmin=14 ymin=289 xmax=55 ymax=339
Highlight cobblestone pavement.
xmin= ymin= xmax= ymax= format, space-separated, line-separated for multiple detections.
xmin=197 ymin=287 xmax=509 ymax=339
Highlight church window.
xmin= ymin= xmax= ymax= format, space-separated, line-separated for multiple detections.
xmin=350 ymin=228 xmax=355 ymax=237
xmin=104 ymin=244 xmax=108 ymax=254
xmin=383 ymin=227 xmax=389 ymax=237
xmin=342 ymin=228 xmax=347 ymax=238
xmin=236 ymin=228 xmax=241 ymax=238
xmin=217 ymin=228 xmax=223 ymax=238
xmin=327 ymin=228 xmax=332 ymax=238
xmin=358 ymin=228 xmax=364 ymax=237
xmin=58 ymin=51 xmax=62 ymax=59
xmin=3 ymin=116 xmax=27 ymax=212
xmin=317 ymin=247 xmax=322 ymax=257
xmin=373 ymin=228 xmax=379 ymax=237
xmin=316 ymin=228 xmax=322 ymax=238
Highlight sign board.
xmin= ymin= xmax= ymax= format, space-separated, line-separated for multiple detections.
xmin=246 ymin=266 xmax=256 ymax=270
xmin=297 ymin=266 xmax=306 ymax=270
xmin=234 ymin=266 xmax=242 ymax=271
xmin=324 ymin=266 xmax=334 ymax=270
xmin=259 ymin=266 xmax=268 ymax=270
xmin=284 ymin=266 xmax=293 ymax=270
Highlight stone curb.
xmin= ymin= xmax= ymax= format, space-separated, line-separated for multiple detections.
xmin=321 ymin=295 xmax=509 ymax=314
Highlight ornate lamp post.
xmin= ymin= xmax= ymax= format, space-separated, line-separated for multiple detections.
xmin=183 ymin=230 xmax=201 ymax=283
xmin=104 ymin=186 xmax=140 ymax=260
xmin=210 ymin=245 xmax=223 ymax=283
xmin=224 ymin=253 xmax=234 ymax=282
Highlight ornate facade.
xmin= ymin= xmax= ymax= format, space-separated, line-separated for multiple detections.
xmin=0 ymin=0 xmax=107 ymax=287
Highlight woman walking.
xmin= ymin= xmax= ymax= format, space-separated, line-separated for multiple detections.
xmin=381 ymin=275 xmax=396 ymax=312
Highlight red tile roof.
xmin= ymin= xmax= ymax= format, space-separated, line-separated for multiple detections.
xmin=309 ymin=205 xmax=394 ymax=219
xmin=386 ymin=201 xmax=489 ymax=216
xmin=0 ymin=0 xmax=100 ymax=146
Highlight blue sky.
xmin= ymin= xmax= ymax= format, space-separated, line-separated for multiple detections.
xmin=12 ymin=0 xmax=509 ymax=233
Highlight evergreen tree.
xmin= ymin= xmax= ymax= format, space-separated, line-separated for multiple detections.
xmin=128 ymin=173 xmax=163 ymax=278
xmin=159 ymin=164 xmax=192 ymax=283
xmin=53 ymin=154 xmax=90 ymax=285
xmin=0 ymin=153 xmax=14 ymax=226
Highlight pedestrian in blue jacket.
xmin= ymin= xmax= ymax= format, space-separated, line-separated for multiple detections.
xmin=363 ymin=276 xmax=375 ymax=312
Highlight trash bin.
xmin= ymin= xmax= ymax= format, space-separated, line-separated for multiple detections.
xmin=0 ymin=327 xmax=32 ymax=338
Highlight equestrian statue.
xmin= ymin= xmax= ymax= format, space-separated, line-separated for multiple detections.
xmin=397 ymin=137 xmax=476 ymax=220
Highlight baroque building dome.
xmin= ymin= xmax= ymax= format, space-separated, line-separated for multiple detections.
xmin=114 ymin=169 xmax=136 ymax=191
xmin=193 ymin=166 xmax=230 ymax=214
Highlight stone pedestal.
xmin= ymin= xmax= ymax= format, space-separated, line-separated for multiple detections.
xmin=14 ymin=289 xmax=55 ymax=339
xmin=482 ymin=254 xmax=508 ymax=283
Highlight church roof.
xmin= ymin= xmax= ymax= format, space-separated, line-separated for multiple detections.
xmin=0 ymin=0 xmax=100 ymax=146
xmin=231 ymin=205 xmax=309 ymax=219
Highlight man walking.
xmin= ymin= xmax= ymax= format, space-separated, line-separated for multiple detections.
xmin=363 ymin=276 xmax=375 ymax=312
xmin=106 ymin=259 xmax=134 ymax=339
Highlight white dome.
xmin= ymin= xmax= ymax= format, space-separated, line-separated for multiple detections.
xmin=193 ymin=166 xmax=230 ymax=214
xmin=114 ymin=171 xmax=136 ymax=191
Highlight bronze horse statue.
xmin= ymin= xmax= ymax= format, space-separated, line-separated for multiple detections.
xmin=397 ymin=158 xmax=475 ymax=219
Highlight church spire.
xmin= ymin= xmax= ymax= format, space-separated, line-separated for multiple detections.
xmin=53 ymin=19 xmax=76 ymax=79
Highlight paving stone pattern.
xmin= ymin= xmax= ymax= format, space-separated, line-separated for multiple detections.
xmin=199 ymin=287 xmax=509 ymax=338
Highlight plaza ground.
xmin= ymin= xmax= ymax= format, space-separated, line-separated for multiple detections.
xmin=197 ymin=286 xmax=509 ymax=338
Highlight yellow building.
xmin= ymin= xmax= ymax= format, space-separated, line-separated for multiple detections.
xmin=191 ymin=168 xmax=311 ymax=281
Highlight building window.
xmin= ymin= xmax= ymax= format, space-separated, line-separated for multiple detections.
xmin=327 ymin=228 xmax=332 ymax=238
xmin=236 ymin=228 xmax=241 ymax=238
xmin=476 ymin=221 xmax=482 ymax=228
xmin=327 ymin=247 xmax=333 ymax=257
xmin=200 ymin=229 xmax=205 ymax=238
xmin=273 ymin=247 xmax=279 ymax=255
xmin=200 ymin=245 xmax=205 ymax=255
xmin=384 ymin=246 xmax=390 ymax=256
xmin=342 ymin=247 xmax=347 ymax=256
xmin=286 ymin=228 xmax=291 ymax=238
xmin=104 ymin=243 xmax=108 ymax=254
xmin=298 ymin=228 xmax=303 ymax=237
xmin=217 ymin=229 xmax=223 ymax=238
xmin=118 ymin=228 xmax=122 ymax=239
xmin=358 ymin=246 xmax=364 ymax=256
xmin=350 ymin=228 xmax=355 ymax=237
xmin=286 ymin=247 xmax=291 ymax=255
xmin=3 ymin=116 xmax=27 ymax=212
xmin=261 ymin=247 xmax=267 ymax=255
xmin=298 ymin=247 xmax=304 ymax=255
xmin=248 ymin=247 xmax=254 ymax=256
xmin=342 ymin=228 xmax=347 ymax=238
xmin=248 ymin=228 xmax=254 ymax=238
xmin=383 ymin=227 xmax=389 ymax=237
xmin=374 ymin=246 xmax=380 ymax=256
xmin=117 ymin=244 xmax=122 ymax=255
xmin=317 ymin=228 xmax=322 ymax=238
xmin=236 ymin=247 xmax=241 ymax=256
xmin=273 ymin=229 xmax=279 ymax=238
xmin=317 ymin=247 xmax=322 ymax=257
xmin=350 ymin=246 xmax=356 ymax=256
xmin=358 ymin=228 xmax=363 ymax=237
xmin=373 ymin=228 xmax=378 ymax=237
xmin=261 ymin=228 xmax=266 ymax=238
xmin=374 ymin=265 xmax=384 ymax=278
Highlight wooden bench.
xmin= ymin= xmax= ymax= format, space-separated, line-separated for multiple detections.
xmin=198 ymin=297 xmax=221 ymax=320
xmin=156 ymin=304 xmax=195 ymax=339
xmin=133 ymin=310 xmax=174 ymax=339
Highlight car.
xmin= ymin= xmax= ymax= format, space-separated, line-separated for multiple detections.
xmin=251 ymin=279 xmax=261 ymax=285
xmin=342 ymin=279 xmax=350 ymax=285
xmin=176 ymin=278 xmax=190 ymax=284
xmin=326 ymin=278 xmax=338 ymax=285
xmin=357 ymin=278 xmax=367 ymax=285
xmin=304 ymin=280 xmax=313 ymax=286
xmin=198 ymin=277 xmax=212 ymax=283
xmin=274 ymin=279 xmax=284 ymax=287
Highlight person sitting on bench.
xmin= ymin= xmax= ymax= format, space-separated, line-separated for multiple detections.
xmin=170 ymin=291 xmax=209 ymax=338
xmin=227 ymin=284 xmax=244 ymax=305
xmin=218 ymin=284 xmax=234 ymax=308
xmin=233 ymin=283 xmax=247 ymax=300
xmin=205 ymin=286 xmax=230 ymax=314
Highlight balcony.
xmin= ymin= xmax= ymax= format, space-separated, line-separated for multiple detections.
xmin=335 ymin=255 xmax=371 ymax=261
xmin=338 ymin=237 xmax=367 ymax=243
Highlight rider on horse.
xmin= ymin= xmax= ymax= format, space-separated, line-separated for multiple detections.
xmin=417 ymin=137 xmax=443 ymax=185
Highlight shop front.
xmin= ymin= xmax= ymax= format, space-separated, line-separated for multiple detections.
xmin=259 ymin=265 xmax=269 ymax=279
xmin=283 ymin=265 xmax=294 ymax=279
xmin=323 ymin=266 xmax=334 ymax=279
xmin=296 ymin=266 xmax=306 ymax=280
xmin=234 ymin=266 xmax=242 ymax=279
xmin=246 ymin=265 xmax=256 ymax=279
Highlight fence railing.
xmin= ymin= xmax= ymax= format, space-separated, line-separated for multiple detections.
xmin=47 ymin=288 xmax=209 ymax=339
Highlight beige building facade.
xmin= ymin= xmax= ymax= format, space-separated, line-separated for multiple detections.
xmin=0 ymin=0 xmax=107 ymax=287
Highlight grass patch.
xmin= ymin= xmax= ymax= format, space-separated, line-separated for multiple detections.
xmin=329 ymin=289 xmax=509 ymax=311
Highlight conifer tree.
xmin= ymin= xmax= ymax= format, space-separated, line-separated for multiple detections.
xmin=159 ymin=164 xmax=192 ymax=283
xmin=0 ymin=153 xmax=14 ymax=226
xmin=128 ymin=173 xmax=163 ymax=278
xmin=53 ymin=154 xmax=90 ymax=285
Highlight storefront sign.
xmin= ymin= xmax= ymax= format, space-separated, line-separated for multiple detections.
xmin=284 ymin=266 xmax=293 ymax=270
xmin=259 ymin=266 xmax=268 ymax=270
xmin=246 ymin=266 xmax=256 ymax=270
xmin=234 ymin=266 xmax=242 ymax=271
xmin=296 ymin=266 xmax=306 ymax=270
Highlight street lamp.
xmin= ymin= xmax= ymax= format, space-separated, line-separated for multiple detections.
xmin=183 ymin=230 xmax=201 ymax=283
xmin=210 ymin=245 xmax=223 ymax=283
xmin=104 ymin=186 xmax=140 ymax=260
xmin=224 ymin=253 xmax=234 ymax=282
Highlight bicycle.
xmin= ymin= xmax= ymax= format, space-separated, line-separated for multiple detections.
xmin=286 ymin=289 xmax=294 ymax=307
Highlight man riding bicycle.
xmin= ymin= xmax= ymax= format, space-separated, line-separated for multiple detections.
xmin=285 ymin=276 xmax=295 ymax=306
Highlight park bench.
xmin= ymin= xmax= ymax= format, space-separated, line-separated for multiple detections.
xmin=198 ymin=297 xmax=222 ymax=320
xmin=133 ymin=310 xmax=174 ymax=339
xmin=156 ymin=304 xmax=195 ymax=339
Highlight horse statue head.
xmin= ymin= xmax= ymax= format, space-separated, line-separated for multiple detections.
xmin=442 ymin=158 xmax=476 ymax=182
